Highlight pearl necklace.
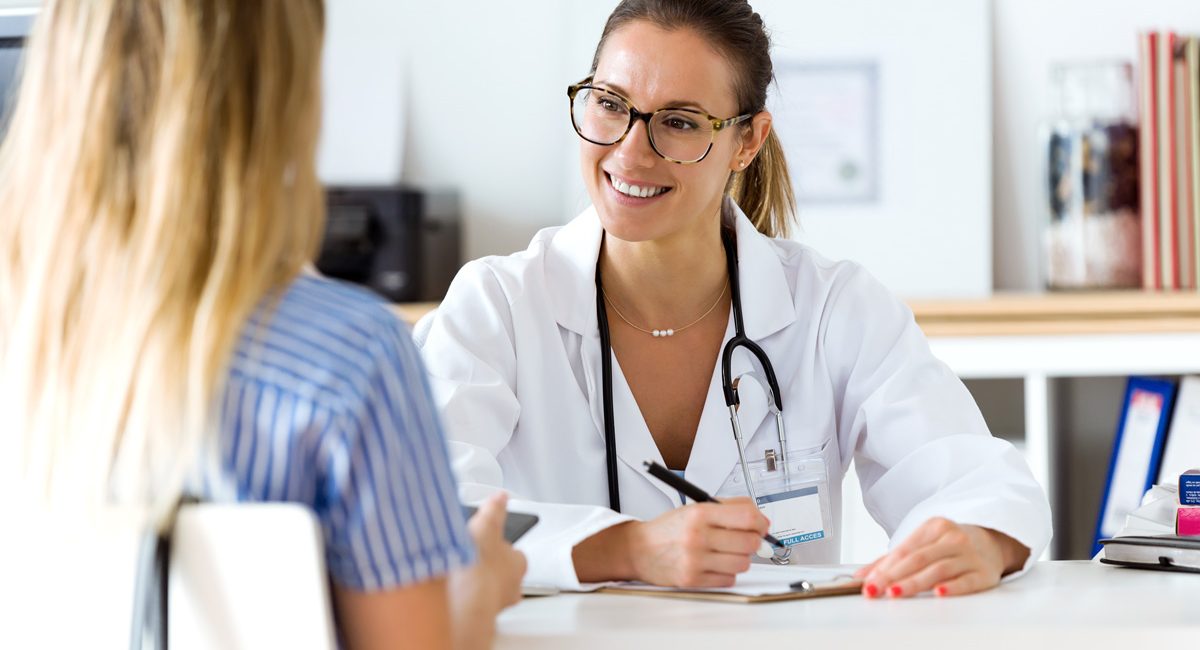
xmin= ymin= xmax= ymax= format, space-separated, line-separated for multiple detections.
xmin=600 ymin=278 xmax=729 ymax=338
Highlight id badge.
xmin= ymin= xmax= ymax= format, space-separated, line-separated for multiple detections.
xmin=716 ymin=441 xmax=833 ymax=550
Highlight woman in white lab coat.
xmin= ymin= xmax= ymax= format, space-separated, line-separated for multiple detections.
xmin=417 ymin=0 xmax=1051 ymax=597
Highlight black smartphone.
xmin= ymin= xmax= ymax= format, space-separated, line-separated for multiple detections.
xmin=461 ymin=505 xmax=539 ymax=543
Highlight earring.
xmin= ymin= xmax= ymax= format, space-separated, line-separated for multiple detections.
xmin=739 ymin=160 xmax=747 ymax=169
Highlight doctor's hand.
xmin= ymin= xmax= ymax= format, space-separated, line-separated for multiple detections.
xmin=854 ymin=517 xmax=1030 ymax=599
xmin=449 ymin=493 xmax=527 ymax=650
xmin=626 ymin=497 xmax=768 ymax=588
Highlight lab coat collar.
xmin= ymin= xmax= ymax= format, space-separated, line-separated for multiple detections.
xmin=543 ymin=205 xmax=605 ymax=338
xmin=727 ymin=201 xmax=796 ymax=341
xmin=543 ymin=201 xmax=796 ymax=341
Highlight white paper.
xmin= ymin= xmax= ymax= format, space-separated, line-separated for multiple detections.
xmin=1159 ymin=376 xmax=1200 ymax=485
xmin=1100 ymin=388 xmax=1166 ymax=536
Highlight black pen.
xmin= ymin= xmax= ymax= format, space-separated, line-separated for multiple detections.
xmin=643 ymin=460 xmax=787 ymax=550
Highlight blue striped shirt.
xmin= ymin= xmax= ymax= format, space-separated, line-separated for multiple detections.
xmin=195 ymin=274 xmax=475 ymax=590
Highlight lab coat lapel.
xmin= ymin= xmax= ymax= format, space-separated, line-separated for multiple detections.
xmin=544 ymin=207 xmax=607 ymax=449
xmin=547 ymin=207 xmax=678 ymax=506
xmin=730 ymin=203 xmax=796 ymax=342
xmin=544 ymin=206 xmax=603 ymax=338
xmin=686 ymin=205 xmax=799 ymax=497
xmin=684 ymin=317 xmax=770 ymax=499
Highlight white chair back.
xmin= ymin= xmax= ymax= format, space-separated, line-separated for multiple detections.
xmin=169 ymin=503 xmax=337 ymax=650
xmin=4 ymin=511 xmax=144 ymax=648
xmin=3 ymin=503 xmax=337 ymax=649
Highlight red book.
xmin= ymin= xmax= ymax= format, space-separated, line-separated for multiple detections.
xmin=1179 ymin=41 xmax=1197 ymax=289
xmin=1185 ymin=37 xmax=1200 ymax=290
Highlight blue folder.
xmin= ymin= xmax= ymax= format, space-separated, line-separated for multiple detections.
xmin=1092 ymin=377 xmax=1177 ymax=556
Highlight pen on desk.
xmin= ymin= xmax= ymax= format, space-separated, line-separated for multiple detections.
xmin=642 ymin=460 xmax=787 ymax=550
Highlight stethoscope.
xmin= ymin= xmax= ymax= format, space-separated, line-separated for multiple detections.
xmin=594 ymin=224 xmax=791 ymax=519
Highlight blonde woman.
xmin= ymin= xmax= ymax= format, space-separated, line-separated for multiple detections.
xmin=0 ymin=2 xmax=523 ymax=649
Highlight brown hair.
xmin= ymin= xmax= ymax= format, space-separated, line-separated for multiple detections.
xmin=590 ymin=0 xmax=797 ymax=238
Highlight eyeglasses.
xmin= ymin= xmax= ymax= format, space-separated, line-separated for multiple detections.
xmin=567 ymin=77 xmax=753 ymax=164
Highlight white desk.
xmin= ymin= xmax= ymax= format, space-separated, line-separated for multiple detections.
xmin=497 ymin=562 xmax=1199 ymax=649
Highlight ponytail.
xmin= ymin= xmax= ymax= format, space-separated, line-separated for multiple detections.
xmin=730 ymin=129 xmax=796 ymax=239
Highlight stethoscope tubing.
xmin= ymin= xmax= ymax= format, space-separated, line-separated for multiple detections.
xmin=595 ymin=223 xmax=786 ymax=514
xmin=595 ymin=267 xmax=622 ymax=512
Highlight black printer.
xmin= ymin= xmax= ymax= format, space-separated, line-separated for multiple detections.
xmin=316 ymin=187 xmax=461 ymax=303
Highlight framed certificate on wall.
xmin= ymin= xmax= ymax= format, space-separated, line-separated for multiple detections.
xmin=772 ymin=62 xmax=880 ymax=205
xmin=760 ymin=0 xmax=992 ymax=298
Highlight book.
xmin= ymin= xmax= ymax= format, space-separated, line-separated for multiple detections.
xmin=1179 ymin=504 xmax=1200 ymax=535
xmin=1175 ymin=40 xmax=1195 ymax=290
xmin=1159 ymin=32 xmax=1179 ymax=290
xmin=1099 ymin=535 xmax=1200 ymax=573
xmin=1158 ymin=376 xmax=1200 ymax=487
xmin=1186 ymin=37 xmax=1200 ymax=289
xmin=1181 ymin=469 xmax=1200 ymax=506
xmin=1094 ymin=377 xmax=1177 ymax=555
xmin=1140 ymin=32 xmax=1161 ymax=290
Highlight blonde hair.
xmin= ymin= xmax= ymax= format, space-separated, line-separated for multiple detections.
xmin=0 ymin=0 xmax=326 ymax=525
xmin=729 ymin=130 xmax=794 ymax=239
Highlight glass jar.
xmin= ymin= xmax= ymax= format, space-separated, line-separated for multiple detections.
xmin=1042 ymin=62 xmax=1141 ymax=290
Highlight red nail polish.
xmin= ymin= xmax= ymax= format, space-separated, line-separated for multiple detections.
xmin=935 ymin=585 xmax=948 ymax=597
xmin=888 ymin=584 xmax=903 ymax=597
xmin=864 ymin=583 xmax=879 ymax=598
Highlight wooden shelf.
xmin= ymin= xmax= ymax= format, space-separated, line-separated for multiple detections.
xmin=393 ymin=302 xmax=438 ymax=325
xmin=397 ymin=292 xmax=1200 ymax=337
xmin=908 ymin=291 xmax=1200 ymax=337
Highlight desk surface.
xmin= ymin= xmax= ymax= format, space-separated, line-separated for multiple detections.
xmin=496 ymin=561 xmax=1199 ymax=649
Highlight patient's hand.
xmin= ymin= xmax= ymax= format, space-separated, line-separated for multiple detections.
xmin=854 ymin=517 xmax=1030 ymax=599
xmin=449 ymin=493 xmax=527 ymax=650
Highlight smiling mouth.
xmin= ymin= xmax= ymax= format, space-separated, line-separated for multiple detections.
xmin=606 ymin=172 xmax=672 ymax=199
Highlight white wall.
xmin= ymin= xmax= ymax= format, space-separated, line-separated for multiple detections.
xmin=317 ymin=0 xmax=579 ymax=259
xmin=562 ymin=0 xmax=993 ymax=299
xmin=392 ymin=0 xmax=576 ymax=259
xmin=11 ymin=0 xmax=1200 ymax=286
xmin=381 ymin=0 xmax=1200 ymax=288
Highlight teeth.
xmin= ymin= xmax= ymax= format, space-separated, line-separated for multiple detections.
xmin=610 ymin=174 xmax=667 ymax=199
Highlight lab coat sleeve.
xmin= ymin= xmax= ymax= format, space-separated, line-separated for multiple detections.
xmin=415 ymin=261 xmax=634 ymax=589
xmin=821 ymin=266 xmax=1052 ymax=573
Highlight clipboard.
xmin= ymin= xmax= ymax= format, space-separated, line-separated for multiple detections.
xmin=595 ymin=564 xmax=864 ymax=604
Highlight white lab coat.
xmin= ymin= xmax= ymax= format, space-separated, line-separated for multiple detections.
xmin=415 ymin=203 xmax=1051 ymax=589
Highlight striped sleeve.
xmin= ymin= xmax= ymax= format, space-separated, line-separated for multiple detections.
xmin=317 ymin=315 xmax=476 ymax=591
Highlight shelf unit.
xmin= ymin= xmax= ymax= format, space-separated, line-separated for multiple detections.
xmin=907 ymin=292 xmax=1200 ymax=560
